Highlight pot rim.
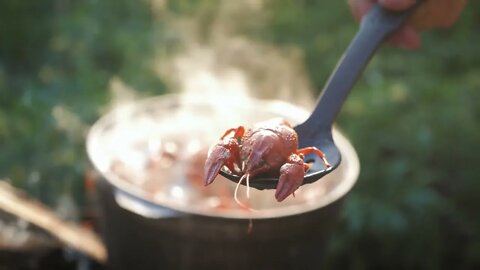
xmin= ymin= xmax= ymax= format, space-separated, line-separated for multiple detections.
xmin=86 ymin=94 xmax=360 ymax=219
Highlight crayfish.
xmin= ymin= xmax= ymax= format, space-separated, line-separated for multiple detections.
xmin=204 ymin=118 xmax=330 ymax=202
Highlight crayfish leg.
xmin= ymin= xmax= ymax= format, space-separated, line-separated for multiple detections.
xmin=220 ymin=126 xmax=245 ymax=141
xmin=297 ymin=146 xmax=331 ymax=168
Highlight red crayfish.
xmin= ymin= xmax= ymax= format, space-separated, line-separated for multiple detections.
xmin=204 ymin=119 xmax=330 ymax=202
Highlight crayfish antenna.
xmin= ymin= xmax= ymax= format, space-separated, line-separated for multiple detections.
xmin=234 ymin=174 xmax=248 ymax=209
xmin=233 ymin=173 xmax=256 ymax=233
xmin=239 ymin=161 xmax=251 ymax=199
xmin=234 ymin=174 xmax=257 ymax=212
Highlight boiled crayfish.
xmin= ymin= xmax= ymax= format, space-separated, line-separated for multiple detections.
xmin=204 ymin=118 xmax=330 ymax=202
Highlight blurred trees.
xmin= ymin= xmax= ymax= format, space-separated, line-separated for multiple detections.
xmin=0 ymin=0 xmax=166 ymax=207
xmin=260 ymin=0 xmax=480 ymax=268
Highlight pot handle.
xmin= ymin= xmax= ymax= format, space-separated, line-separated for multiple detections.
xmin=114 ymin=189 xmax=183 ymax=219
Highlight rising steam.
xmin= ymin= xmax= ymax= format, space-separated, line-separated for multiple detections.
xmin=153 ymin=0 xmax=315 ymax=108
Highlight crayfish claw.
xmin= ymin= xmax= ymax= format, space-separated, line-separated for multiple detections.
xmin=275 ymin=154 xmax=305 ymax=202
xmin=204 ymin=145 xmax=231 ymax=186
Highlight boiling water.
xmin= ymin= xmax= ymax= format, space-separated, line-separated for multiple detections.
xmin=87 ymin=95 xmax=359 ymax=219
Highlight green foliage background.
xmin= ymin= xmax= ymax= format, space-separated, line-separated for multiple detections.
xmin=1 ymin=0 xmax=479 ymax=268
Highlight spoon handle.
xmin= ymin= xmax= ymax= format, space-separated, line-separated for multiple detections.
xmin=300 ymin=2 xmax=421 ymax=133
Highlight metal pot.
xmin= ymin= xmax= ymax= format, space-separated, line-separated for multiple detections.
xmin=87 ymin=94 xmax=360 ymax=270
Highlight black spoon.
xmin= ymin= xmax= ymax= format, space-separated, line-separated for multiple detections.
xmin=220 ymin=2 xmax=422 ymax=190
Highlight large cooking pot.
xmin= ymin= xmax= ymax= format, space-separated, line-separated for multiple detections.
xmin=87 ymin=94 xmax=359 ymax=270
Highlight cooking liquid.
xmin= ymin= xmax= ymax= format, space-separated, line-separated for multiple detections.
xmin=88 ymin=95 xmax=350 ymax=218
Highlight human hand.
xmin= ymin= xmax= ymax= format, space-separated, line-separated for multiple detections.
xmin=348 ymin=0 xmax=467 ymax=49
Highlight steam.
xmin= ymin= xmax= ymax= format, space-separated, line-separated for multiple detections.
xmin=87 ymin=0 xmax=324 ymax=213
xmin=147 ymin=0 xmax=318 ymax=207
xmin=154 ymin=0 xmax=315 ymax=108
xmin=108 ymin=77 xmax=141 ymax=108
